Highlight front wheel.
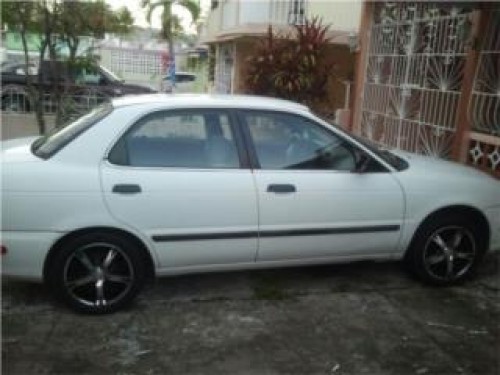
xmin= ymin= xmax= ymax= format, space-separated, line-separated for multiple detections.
xmin=47 ymin=233 xmax=147 ymax=314
xmin=405 ymin=215 xmax=486 ymax=285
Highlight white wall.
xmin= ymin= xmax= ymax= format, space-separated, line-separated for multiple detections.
xmin=222 ymin=0 xmax=239 ymax=29
xmin=239 ymin=2 xmax=271 ymax=24
xmin=308 ymin=0 xmax=362 ymax=31
xmin=215 ymin=0 xmax=361 ymax=31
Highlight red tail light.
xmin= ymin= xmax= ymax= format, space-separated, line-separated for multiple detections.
xmin=1 ymin=246 xmax=7 ymax=255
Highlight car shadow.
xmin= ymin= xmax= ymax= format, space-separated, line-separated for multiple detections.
xmin=2 ymin=253 xmax=498 ymax=310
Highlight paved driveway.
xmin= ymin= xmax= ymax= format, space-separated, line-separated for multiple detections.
xmin=2 ymin=254 xmax=499 ymax=375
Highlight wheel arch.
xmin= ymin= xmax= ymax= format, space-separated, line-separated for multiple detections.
xmin=43 ymin=226 xmax=156 ymax=283
xmin=406 ymin=204 xmax=491 ymax=257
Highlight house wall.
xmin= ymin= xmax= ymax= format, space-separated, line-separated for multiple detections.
xmin=308 ymin=0 xmax=362 ymax=31
xmin=239 ymin=2 xmax=271 ymax=24
xmin=205 ymin=0 xmax=360 ymax=121
xmin=203 ymin=0 xmax=362 ymax=39
xmin=203 ymin=3 xmax=223 ymax=41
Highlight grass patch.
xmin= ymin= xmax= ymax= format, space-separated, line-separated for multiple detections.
xmin=252 ymin=277 xmax=291 ymax=300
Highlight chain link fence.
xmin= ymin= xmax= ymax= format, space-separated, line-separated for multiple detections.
xmin=1 ymin=85 xmax=111 ymax=139
xmin=1 ymin=84 xmax=110 ymax=118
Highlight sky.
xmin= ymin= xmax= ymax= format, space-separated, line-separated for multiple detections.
xmin=106 ymin=0 xmax=211 ymax=33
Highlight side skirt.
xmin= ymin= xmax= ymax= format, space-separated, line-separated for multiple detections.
xmin=154 ymin=252 xmax=402 ymax=277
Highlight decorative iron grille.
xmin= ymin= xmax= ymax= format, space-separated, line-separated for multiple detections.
xmin=361 ymin=2 xmax=475 ymax=158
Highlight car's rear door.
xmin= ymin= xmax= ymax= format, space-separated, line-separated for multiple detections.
xmin=238 ymin=110 xmax=405 ymax=262
xmin=100 ymin=108 xmax=258 ymax=269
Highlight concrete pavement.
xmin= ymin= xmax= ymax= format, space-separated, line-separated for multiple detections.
xmin=2 ymin=254 xmax=499 ymax=374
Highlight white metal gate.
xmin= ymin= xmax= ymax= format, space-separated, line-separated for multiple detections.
xmin=215 ymin=43 xmax=234 ymax=94
xmin=361 ymin=3 xmax=474 ymax=157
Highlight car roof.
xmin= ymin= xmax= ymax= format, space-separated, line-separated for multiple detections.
xmin=111 ymin=94 xmax=310 ymax=113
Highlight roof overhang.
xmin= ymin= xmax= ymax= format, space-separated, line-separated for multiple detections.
xmin=200 ymin=23 xmax=353 ymax=46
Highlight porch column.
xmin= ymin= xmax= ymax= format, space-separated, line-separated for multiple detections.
xmin=451 ymin=9 xmax=490 ymax=161
xmin=349 ymin=1 xmax=373 ymax=134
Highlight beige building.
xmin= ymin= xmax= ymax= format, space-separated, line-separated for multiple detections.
xmin=200 ymin=0 xmax=362 ymax=120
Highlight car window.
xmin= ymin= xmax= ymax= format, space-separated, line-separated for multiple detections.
xmin=32 ymin=103 xmax=113 ymax=159
xmin=179 ymin=74 xmax=195 ymax=82
xmin=165 ymin=74 xmax=195 ymax=83
xmin=109 ymin=110 xmax=240 ymax=169
xmin=242 ymin=111 xmax=356 ymax=171
xmin=0 ymin=63 xmax=34 ymax=75
xmin=77 ymin=66 xmax=103 ymax=84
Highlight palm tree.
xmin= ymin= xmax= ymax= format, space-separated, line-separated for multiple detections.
xmin=142 ymin=0 xmax=200 ymax=80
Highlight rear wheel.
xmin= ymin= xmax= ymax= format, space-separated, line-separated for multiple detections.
xmin=47 ymin=233 xmax=147 ymax=313
xmin=406 ymin=215 xmax=486 ymax=285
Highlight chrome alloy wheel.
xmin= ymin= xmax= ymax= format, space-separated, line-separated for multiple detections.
xmin=423 ymin=226 xmax=476 ymax=281
xmin=63 ymin=243 xmax=135 ymax=308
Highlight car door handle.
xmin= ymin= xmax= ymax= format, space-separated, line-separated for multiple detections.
xmin=112 ymin=184 xmax=142 ymax=194
xmin=267 ymin=184 xmax=296 ymax=193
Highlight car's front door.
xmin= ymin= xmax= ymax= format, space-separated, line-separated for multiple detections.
xmin=239 ymin=110 xmax=405 ymax=262
xmin=100 ymin=109 xmax=258 ymax=269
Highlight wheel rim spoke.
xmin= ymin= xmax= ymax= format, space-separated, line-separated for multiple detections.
xmin=451 ymin=230 xmax=464 ymax=249
xmin=75 ymin=251 xmax=95 ymax=271
xmin=427 ymin=254 xmax=446 ymax=265
xmin=106 ymin=273 xmax=132 ymax=285
xmin=66 ymin=274 xmax=95 ymax=290
xmin=95 ymin=279 xmax=106 ymax=307
xmin=445 ymin=256 xmax=454 ymax=279
xmin=432 ymin=234 xmax=448 ymax=252
xmin=103 ymin=248 xmax=118 ymax=269
xmin=455 ymin=251 xmax=474 ymax=260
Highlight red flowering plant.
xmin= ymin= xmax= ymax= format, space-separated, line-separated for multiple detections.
xmin=245 ymin=17 xmax=335 ymax=111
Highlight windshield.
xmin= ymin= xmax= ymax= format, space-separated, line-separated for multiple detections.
xmin=32 ymin=104 xmax=113 ymax=159
xmin=99 ymin=64 xmax=123 ymax=83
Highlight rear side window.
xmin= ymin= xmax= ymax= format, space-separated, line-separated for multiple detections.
xmin=108 ymin=110 xmax=240 ymax=169
xmin=32 ymin=103 xmax=113 ymax=159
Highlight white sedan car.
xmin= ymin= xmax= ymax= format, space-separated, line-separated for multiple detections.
xmin=2 ymin=94 xmax=499 ymax=313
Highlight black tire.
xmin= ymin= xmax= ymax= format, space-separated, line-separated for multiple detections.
xmin=46 ymin=233 xmax=147 ymax=314
xmin=405 ymin=214 xmax=486 ymax=286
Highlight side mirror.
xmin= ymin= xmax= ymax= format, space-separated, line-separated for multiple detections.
xmin=353 ymin=150 xmax=371 ymax=173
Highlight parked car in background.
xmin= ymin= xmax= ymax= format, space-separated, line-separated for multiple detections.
xmin=1 ymin=60 xmax=156 ymax=112
xmin=162 ymin=72 xmax=197 ymax=93
xmin=2 ymin=94 xmax=499 ymax=314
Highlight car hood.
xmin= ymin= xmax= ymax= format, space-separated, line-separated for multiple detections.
xmin=391 ymin=150 xmax=500 ymax=208
xmin=1 ymin=136 xmax=41 ymax=163
xmin=392 ymin=150 xmax=490 ymax=179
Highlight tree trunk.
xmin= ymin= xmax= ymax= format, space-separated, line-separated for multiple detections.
xmin=20 ymin=25 xmax=46 ymax=135
xmin=164 ymin=5 xmax=175 ymax=89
